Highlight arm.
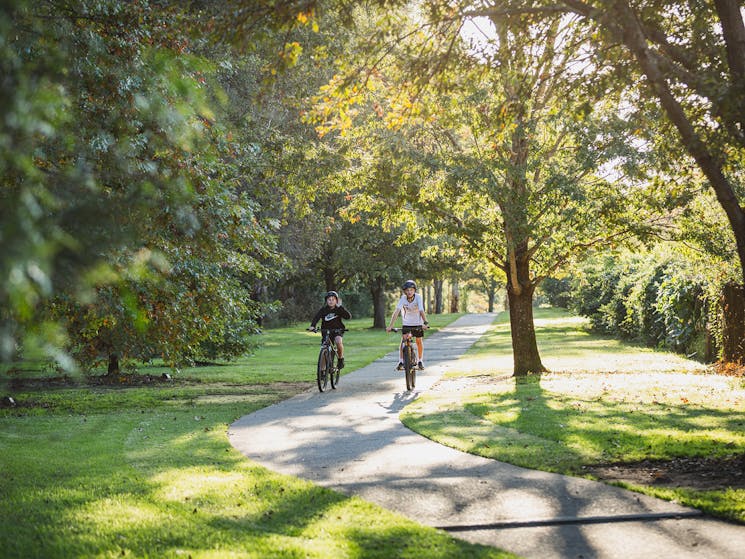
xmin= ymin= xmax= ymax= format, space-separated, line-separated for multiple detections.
xmin=338 ymin=305 xmax=352 ymax=320
xmin=310 ymin=307 xmax=325 ymax=328
xmin=386 ymin=307 xmax=401 ymax=332
xmin=417 ymin=294 xmax=428 ymax=326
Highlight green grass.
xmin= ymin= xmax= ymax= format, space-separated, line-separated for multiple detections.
xmin=401 ymin=308 xmax=745 ymax=523
xmin=1 ymin=313 xmax=517 ymax=559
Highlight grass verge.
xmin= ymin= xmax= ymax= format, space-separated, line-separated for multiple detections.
xmin=0 ymin=313 xmax=516 ymax=559
xmin=400 ymin=308 xmax=745 ymax=524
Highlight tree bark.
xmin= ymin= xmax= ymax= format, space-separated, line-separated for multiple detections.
xmin=433 ymin=278 xmax=444 ymax=314
xmin=506 ymin=280 xmax=546 ymax=376
xmin=107 ymin=353 xmax=120 ymax=376
xmin=721 ymin=283 xmax=745 ymax=363
xmin=714 ymin=0 xmax=745 ymax=99
xmin=370 ymin=277 xmax=387 ymax=329
xmin=450 ymin=276 xmax=460 ymax=313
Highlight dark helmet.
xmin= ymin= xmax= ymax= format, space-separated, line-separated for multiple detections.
xmin=325 ymin=290 xmax=339 ymax=301
xmin=402 ymin=280 xmax=417 ymax=290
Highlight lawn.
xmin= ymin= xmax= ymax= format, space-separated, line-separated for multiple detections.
xmin=0 ymin=313 xmax=516 ymax=559
xmin=400 ymin=308 xmax=745 ymax=524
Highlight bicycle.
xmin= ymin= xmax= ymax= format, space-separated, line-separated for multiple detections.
xmin=391 ymin=327 xmax=423 ymax=391
xmin=307 ymin=327 xmax=345 ymax=392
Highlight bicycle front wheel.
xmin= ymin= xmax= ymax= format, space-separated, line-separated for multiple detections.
xmin=403 ymin=344 xmax=416 ymax=391
xmin=317 ymin=349 xmax=329 ymax=392
xmin=329 ymin=351 xmax=340 ymax=389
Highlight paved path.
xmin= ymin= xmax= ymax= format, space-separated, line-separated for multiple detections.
xmin=229 ymin=314 xmax=745 ymax=558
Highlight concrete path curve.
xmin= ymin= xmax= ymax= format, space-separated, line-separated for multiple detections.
xmin=228 ymin=314 xmax=745 ymax=558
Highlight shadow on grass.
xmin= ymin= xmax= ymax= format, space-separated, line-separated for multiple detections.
xmin=462 ymin=375 xmax=745 ymax=470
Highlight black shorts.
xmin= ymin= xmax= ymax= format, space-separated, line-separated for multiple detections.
xmin=402 ymin=325 xmax=424 ymax=338
xmin=321 ymin=328 xmax=344 ymax=341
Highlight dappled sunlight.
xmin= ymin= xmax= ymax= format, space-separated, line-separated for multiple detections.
xmin=542 ymin=350 xmax=706 ymax=373
xmin=533 ymin=315 xmax=588 ymax=328
xmin=153 ymin=468 xmax=247 ymax=503
xmin=74 ymin=496 xmax=164 ymax=536
xmin=407 ymin=355 xmax=745 ymax=483
xmin=492 ymin=490 xmax=558 ymax=520
xmin=540 ymin=372 xmax=744 ymax=406
xmin=442 ymin=354 xmax=514 ymax=377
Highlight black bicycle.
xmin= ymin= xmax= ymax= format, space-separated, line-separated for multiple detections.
xmin=391 ymin=328 xmax=418 ymax=391
xmin=307 ymin=327 xmax=345 ymax=392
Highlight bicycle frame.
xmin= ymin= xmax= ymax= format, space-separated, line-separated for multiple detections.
xmin=309 ymin=327 xmax=344 ymax=392
xmin=392 ymin=328 xmax=418 ymax=391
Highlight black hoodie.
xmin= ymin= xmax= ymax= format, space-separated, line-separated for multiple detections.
xmin=310 ymin=304 xmax=351 ymax=330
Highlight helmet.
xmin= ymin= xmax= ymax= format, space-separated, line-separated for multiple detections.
xmin=402 ymin=280 xmax=417 ymax=290
xmin=325 ymin=291 xmax=339 ymax=301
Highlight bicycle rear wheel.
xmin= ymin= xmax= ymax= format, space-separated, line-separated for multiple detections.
xmin=317 ymin=349 xmax=329 ymax=392
xmin=403 ymin=344 xmax=416 ymax=391
xmin=329 ymin=351 xmax=340 ymax=389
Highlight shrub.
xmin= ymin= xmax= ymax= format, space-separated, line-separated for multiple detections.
xmin=568 ymin=248 xmax=716 ymax=360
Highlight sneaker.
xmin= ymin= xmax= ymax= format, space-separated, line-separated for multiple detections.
xmin=338 ymin=358 xmax=345 ymax=369
xmin=418 ymin=361 xmax=424 ymax=370
xmin=396 ymin=362 xmax=404 ymax=371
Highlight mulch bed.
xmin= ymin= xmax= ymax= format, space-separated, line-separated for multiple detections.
xmin=583 ymin=454 xmax=745 ymax=491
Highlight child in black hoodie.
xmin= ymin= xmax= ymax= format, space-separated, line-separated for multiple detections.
xmin=309 ymin=291 xmax=351 ymax=368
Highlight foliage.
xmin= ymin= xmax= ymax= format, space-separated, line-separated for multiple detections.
xmin=306 ymin=4 xmax=673 ymax=374
xmin=1 ymin=1 xmax=280 ymax=368
xmin=567 ymin=246 xmax=729 ymax=360
xmin=536 ymin=277 xmax=572 ymax=309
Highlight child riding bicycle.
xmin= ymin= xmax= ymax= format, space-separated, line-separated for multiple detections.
xmin=386 ymin=280 xmax=428 ymax=370
xmin=309 ymin=291 xmax=351 ymax=369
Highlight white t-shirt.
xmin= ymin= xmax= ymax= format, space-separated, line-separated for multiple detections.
xmin=396 ymin=293 xmax=425 ymax=326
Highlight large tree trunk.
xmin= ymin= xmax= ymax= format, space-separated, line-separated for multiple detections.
xmin=370 ymin=277 xmax=387 ymax=329
xmin=450 ymin=276 xmax=460 ymax=313
xmin=485 ymin=278 xmax=498 ymax=312
xmin=506 ymin=227 xmax=546 ymax=376
xmin=433 ymin=278 xmax=444 ymax=314
xmin=107 ymin=353 xmax=120 ymax=376
xmin=507 ymin=281 xmax=546 ymax=376
xmin=721 ymin=283 xmax=745 ymax=363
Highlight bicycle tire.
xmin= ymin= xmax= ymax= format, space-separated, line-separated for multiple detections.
xmin=329 ymin=351 xmax=340 ymax=389
xmin=317 ymin=348 xmax=329 ymax=392
xmin=403 ymin=343 xmax=416 ymax=391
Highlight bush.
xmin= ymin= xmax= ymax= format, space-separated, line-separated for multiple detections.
xmin=538 ymin=277 xmax=572 ymax=308
xmin=568 ymin=248 xmax=715 ymax=360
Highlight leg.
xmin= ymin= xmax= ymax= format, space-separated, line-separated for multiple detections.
xmin=335 ymin=335 xmax=345 ymax=369
xmin=416 ymin=337 xmax=424 ymax=361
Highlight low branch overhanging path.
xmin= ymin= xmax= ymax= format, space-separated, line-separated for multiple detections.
xmin=228 ymin=314 xmax=745 ymax=559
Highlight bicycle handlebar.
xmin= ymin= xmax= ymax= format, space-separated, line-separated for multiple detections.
xmin=307 ymin=327 xmax=348 ymax=333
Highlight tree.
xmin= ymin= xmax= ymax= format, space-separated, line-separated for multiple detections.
xmin=466 ymin=0 xmax=745 ymax=361
xmin=312 ymin=6 xmax=658 ymax=374
xmin=1 ymin=1 xmax=280 ymax=369
xmin=336 ymin=216 xmax=426 ymax=328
